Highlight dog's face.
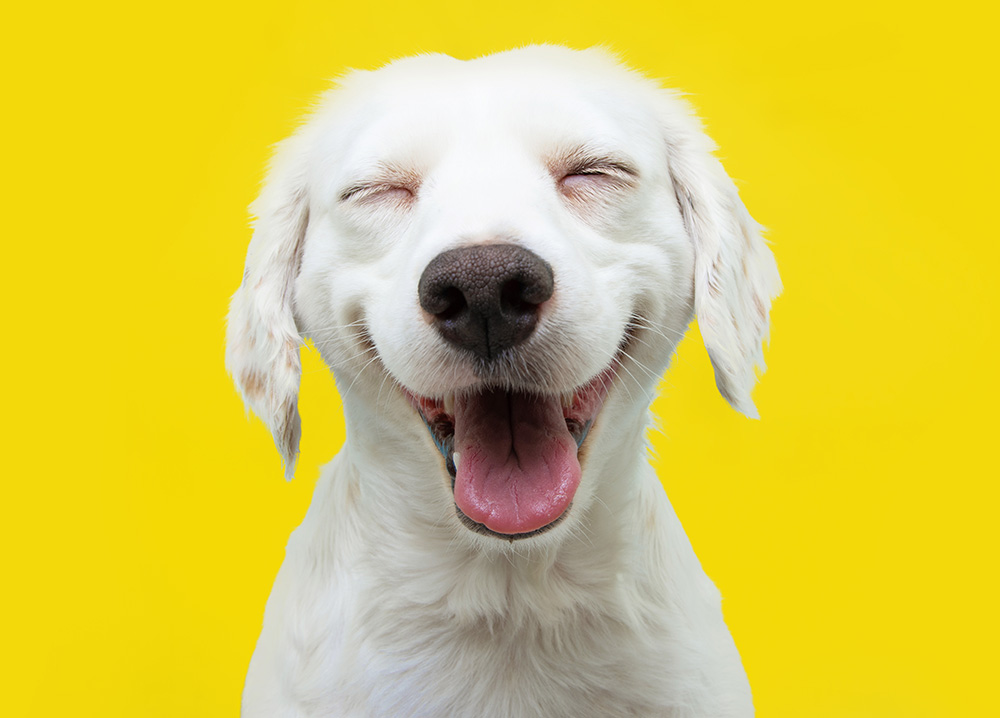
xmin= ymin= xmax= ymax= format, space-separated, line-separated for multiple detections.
xmin=227 ymin=46 xmax=780 ymax=547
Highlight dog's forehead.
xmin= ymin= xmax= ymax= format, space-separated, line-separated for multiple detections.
xmin=313 ymin=48 xmax=661 ymax=174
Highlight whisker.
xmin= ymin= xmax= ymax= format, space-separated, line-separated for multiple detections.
xmin=300 ymin=317 xmax=370 ymax=335
xmin=309 ymin=333 xmax=373 ymax=354
xmin=618 ymin=347 xmax=665 ymax=385
xmin=615 ymin=359 xmax=654 ymax=406
xmin=628 ymin=313 xmax=687 ymax=341
xmin=340 ymin=352 xmax=385 ymax=402
xmin=373 ymin=366 xmax=401 ymax=443
xmin=298 ymin=342 xmax=378 ymax=375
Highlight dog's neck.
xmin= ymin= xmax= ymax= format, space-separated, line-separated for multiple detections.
xmin=314 ymin=391 xmax=660 ymax=628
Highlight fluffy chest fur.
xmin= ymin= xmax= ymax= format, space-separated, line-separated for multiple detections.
xmin=243 ymin=454 xmax=752 ymax=718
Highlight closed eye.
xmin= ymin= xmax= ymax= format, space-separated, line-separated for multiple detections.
xmin=563 ymin=159 xmax=637 ymax=179
xmin=555 ymin=155 xmax=639 ymax=196
xmin=560 ymin=172 xmax=611 ymax=193
xmin=339 ymin=183 xmax=415 ymax=204
xmin=338 ymin=164 xmax=422 ymax=207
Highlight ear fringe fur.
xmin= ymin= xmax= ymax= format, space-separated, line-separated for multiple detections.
xmin=660 ymin=94 xmax=781 ymax=417
xmin=225 ymin=142 xmax=310 ymax=479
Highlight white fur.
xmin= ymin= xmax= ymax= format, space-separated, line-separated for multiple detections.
xmin=227 ymin=46 xmax=780 ymax=717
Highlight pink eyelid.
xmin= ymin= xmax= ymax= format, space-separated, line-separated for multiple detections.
xmin=558 ymin=163 xmax=636 ymax=191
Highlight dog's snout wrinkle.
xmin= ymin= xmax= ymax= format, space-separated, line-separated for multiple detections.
xmin=418 ymin=244 xmax=554 ymax=361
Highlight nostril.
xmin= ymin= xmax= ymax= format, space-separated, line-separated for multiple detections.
xmin=434 ymin=287 xmax=467 ymax=321
xmin=500 ymin=280 xmax=529 ymax=312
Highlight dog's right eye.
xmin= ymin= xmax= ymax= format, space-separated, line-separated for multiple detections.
xmin=339 ymin=183 xmax=415 ymax=205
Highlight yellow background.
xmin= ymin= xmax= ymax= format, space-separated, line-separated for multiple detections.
xmin=3 ymin=1 xmax=997 ymax=715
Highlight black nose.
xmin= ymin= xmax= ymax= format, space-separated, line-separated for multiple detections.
xmin=418 ymin=243 xmax=555 ymax=360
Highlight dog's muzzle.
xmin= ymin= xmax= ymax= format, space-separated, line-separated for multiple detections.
xmin=409 ymin=243 xmax=619 ymax=539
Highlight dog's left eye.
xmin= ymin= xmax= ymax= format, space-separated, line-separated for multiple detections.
xmin=560 ymin=169 xmax=613 ymax=190
xmin=557 ymin=161 xmax=637 ymax=199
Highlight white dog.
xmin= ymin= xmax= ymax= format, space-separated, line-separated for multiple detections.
xmin=227 ymin=45 xmax=780 ymax=718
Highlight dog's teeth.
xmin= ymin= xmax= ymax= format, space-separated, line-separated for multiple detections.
xmin=443 ymin=393 xmax=455 ymax=414
xmin=453 ymin=452 xmax=461 ymax=470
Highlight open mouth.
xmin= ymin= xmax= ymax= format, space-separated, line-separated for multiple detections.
xmin=404 ymin=363 xmax=617 ymax=540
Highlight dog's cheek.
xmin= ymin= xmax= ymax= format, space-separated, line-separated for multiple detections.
xmin=522 ymin=260 xmax=621 ymax=385
xmin=293 ymin=238 xmax=369 ymax=378
xmin=362 ymin=261 xmax=470 ymax=396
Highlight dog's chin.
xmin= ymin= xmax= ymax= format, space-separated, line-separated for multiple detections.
xmin=403 ymin=356 xmax=620 ymax=542
xmin=453 ymin=502 xmax=573 ymax=543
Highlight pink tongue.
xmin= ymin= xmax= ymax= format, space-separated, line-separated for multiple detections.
xmin=453 ymin=389 xmax=580 ymax=535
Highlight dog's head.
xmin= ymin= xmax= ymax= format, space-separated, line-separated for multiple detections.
xmin=226 ymin=46 xmax=780 ymax=544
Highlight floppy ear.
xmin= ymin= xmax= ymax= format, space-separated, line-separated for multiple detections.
xmin=664 ymin=104 xmax=781 ymax=418
xmin=225 ymin=141 xmax=310 ymax=479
